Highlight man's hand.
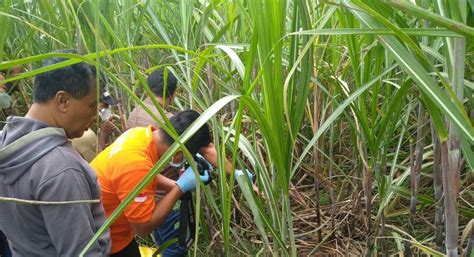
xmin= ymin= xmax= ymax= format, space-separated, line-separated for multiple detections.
xmin=235 ymin=169 xmax=254 ymax=183
xmin=0 ymin=74 xmax=5 ymax=93
xmin=176 ymin=165 xmax=210 ymax=193
xmin=98 ymin=120 xmax=115 ymax=150
xmin=100 ymin=120 xmax=115 ymax=135
xmin=234 ymin=169 xmax=261 ymax=196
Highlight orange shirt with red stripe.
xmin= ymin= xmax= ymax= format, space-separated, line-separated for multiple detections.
xmin=90 ymin=126 xmax=159 ymax=254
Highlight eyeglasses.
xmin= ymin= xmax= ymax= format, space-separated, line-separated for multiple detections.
xmin=168 ymin=157 xmax=186 ymax=169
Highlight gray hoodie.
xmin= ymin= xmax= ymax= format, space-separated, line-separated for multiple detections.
xmin=0 ymin=116 xmax=110 ymax=257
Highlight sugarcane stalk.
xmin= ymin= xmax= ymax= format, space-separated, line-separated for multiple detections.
xmin=406 ymin=140 xmax=415 ymax=257
xmin=440 ymin=138 xmax=459 ymax=257
xmin=466 ymin=221 xmax=474 ymax=256
xmin=350 ymin=104 xmax=372 ymax=256
xmin=312 ymin=73 xmax=322 ymax=242
xmin=442 ymin=34 xmax=465 ymax=257
xmin=448 ymin=38 xmax=465 ymax=194
xmin=328 ymin=107 xmax=336 ymax=231
xmin=379 ymin=153 xmax=389 ymax=257
xmin=407 ymin=102 xmax=426 ymax=255
xmin=470 ymin=100 xmax=474 ymax=257
xmin=419 ymin=0 xmax=445 ymax=251
xmin=363 ymin=163 xmax=372 ymax=257
xmin=380 ymin=206 xmax=387 ymax=257
xmin=349 ymin=153 xmax=360 ymax=239
xmin=431 ymin=121 xmax=445 ymax=252
xmin=357 ymin=138 xmax=372 ymax=257
xmin=0 ymin=196 xmax=100 ymax=205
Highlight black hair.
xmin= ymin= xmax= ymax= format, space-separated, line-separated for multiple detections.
xmin=33 ymin=50 xmax=97 ymax=103
xmin=147 ymin=69 xmax=177 ymax=97
xmin=159 ymin=110 xmax=211 ymax=154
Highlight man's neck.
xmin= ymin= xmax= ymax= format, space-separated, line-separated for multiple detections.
xmin=26 ymin=103 xmax=59 ymax=128
xmin=153 ymin=129 xmax=167 ymax=159
xmin=155 ymin=96 xmax=168 ymax=109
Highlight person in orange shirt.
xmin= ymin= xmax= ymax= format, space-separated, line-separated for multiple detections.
xmin=90 ymin=110 xmax=211 ymax=257
xmin=125 ymin=69 xmax=254 ymax=257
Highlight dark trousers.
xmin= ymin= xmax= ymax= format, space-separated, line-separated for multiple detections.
xmin=0 ymin=231 xmax=12 ymax=257
xmin=110 ymin=239 xmax=140 ymax=257
xmin=153 ymin=209 xmax=187 ymax=257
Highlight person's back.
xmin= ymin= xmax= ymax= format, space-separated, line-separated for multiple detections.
xmin=91 ymin=126 xmax=160 ymax=254
xmin=127 ymin=97 xmax=171 ymax=129
xmin=0 ymin=51 xmax=110 ymax=256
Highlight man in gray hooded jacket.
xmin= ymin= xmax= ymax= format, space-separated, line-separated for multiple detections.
xmin=0 ymin=51 xmax=110 ymax=256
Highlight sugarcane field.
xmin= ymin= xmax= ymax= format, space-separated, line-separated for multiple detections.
xmin=0 ymin=1 xmax=473 ymax=256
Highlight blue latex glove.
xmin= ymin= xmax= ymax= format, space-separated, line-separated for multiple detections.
xmin=176 ymin=165 xmax=210 ymax=192
xmin=235 ymin=169 xmax=254 ymax=183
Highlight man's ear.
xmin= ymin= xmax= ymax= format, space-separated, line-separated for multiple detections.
xmin=55 ymin=90 xmax=70 ymax=113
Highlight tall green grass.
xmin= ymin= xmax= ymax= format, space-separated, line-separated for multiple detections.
xmin=0 ymin=1 xmax=473 ymax=256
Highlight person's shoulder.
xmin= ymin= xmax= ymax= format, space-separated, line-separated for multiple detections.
xmin=128 ymin=100 xmax=148 ymax=117
xmin=100 ymin=129 xmax=155 ymax=174
xmin=107 ymin=128 xmax=151 ymax=159
xmin=35 ymin=143 xmax=94 ymax=181
xmin=52 ymin=143 xmax=87 ymax=165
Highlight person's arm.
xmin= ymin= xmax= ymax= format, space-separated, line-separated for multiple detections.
xmin=129 ymin=167 xmax=210 ymax=237
xmin=38 ymin=169 xmax=108 ymax=257
xmin=98 ymin=120 xmax=115 ymax=150
xmin=130 ymin=185 xmax=183 ymax=237
xmin=199 ymin=143 xmax=254 ymax=182
xmin=155 ymin=173 xmax=177 ymax=192
xmin=199 ymin=143 xmax=233 ymax=176
xmin=0 ymin=74 xmax=5 ymax=92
